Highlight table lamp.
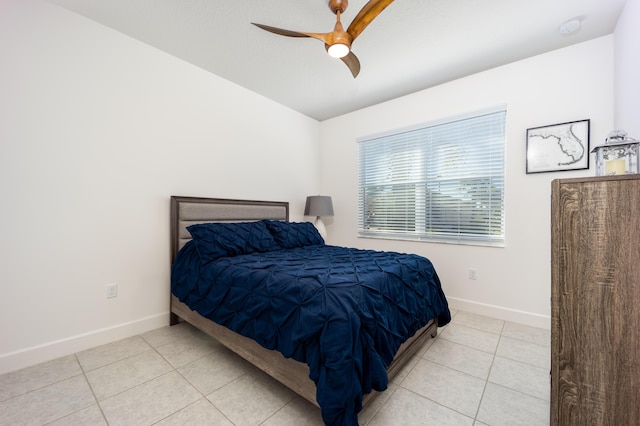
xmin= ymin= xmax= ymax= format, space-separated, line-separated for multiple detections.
xmin=304 ymin=195 xmax=334 ymax=240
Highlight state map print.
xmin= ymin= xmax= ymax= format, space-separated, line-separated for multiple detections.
xmin=526 ymin=120 xmax=590 ymax=173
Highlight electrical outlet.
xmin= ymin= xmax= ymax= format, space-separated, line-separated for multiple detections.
xmin=468 ymin=268 xmax=477 ymax=280
xmin=106 ymin=283 xmax=118 ymax=298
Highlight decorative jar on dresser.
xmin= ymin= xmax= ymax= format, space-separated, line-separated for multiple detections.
xmin=551 ymin=174 xmax=640 ymax=425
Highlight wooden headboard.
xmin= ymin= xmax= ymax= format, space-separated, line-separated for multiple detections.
xmin=169 ymin=196 xmax=289 ymax=262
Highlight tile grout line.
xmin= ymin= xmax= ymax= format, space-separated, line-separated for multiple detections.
xmin=68 ymin=353 xmax=108 ymax=425
xmin=386 ymin=322 xmax=479 ymax=423
xmin=13 ymin=355 xmax=108 ymax=426
xmin=163 ymin=345 xmax=241 ymax=426
xmin=471 ymin=320 xmax=505 ymax=424
xmin=441 ymin=322 xmax=549 ymax=370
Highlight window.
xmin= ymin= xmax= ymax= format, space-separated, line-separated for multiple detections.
xmin=358 ymin=108 xmax=506 ymax=246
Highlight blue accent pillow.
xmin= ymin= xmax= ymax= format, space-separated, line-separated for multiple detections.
xmin=265 ymin=221 xmax=325 ymax=249
xmin=187 ymin=221 xmax=280 ymax=262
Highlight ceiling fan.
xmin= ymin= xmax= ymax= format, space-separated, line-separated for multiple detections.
xmin=252 ymin=0 xmax=396 ymax=78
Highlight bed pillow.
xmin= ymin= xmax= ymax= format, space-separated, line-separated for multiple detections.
xmin=187 ymin=221 xmax=280 ymax=262
xmin=265 ymin=220 xmax=325 ymax=249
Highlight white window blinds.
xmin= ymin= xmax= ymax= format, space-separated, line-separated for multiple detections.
xmin=358 ymin=108 xmax=506 ymax=246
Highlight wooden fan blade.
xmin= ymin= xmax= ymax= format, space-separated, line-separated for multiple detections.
xmin=341 ymin=51 xmax=361 ymax=78
xmin=251 ymin=23 xmax=311 ymax=38
xmin=252 ymin=23 xmax=333 ymax=44
xmin=347 ymin=0 xmax=396 ymax=41
xmin=324 ymin=44 xmax=360 ymax=77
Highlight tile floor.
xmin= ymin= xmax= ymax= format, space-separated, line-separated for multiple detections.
xmin=0 ymin=310 xmax=551 ymax=425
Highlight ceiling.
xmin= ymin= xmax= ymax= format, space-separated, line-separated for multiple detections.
xmin=45 ymin=0 xmax=626 ymax=121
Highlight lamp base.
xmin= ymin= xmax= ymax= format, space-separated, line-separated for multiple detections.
xmin=313 ymin=216 xmax=328 ymax=241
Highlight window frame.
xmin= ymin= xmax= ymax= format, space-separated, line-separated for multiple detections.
xmin=357 ymin=107 xmax=507 ymax=247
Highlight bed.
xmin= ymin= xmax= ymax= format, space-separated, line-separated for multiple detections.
xmin=169 ymin=196 xmax=450 ymax=425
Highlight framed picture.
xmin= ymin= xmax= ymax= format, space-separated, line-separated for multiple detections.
xmin=526 ymin=119 xmax=590 ymax=173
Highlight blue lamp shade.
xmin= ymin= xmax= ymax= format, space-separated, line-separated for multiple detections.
xmin=304 ymin=196 xmax=334 ymax=217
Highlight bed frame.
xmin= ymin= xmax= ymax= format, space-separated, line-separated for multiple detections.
xmin=169 ymin=195 xmax=438 ymax=408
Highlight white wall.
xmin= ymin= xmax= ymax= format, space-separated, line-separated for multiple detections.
xmin=0 ymin=0 xmax=319 ymax=374
xmin=614 ymin=0 xmax=640 ymax=136
xmin=319 ymin=36 xmax=615 ymax=329
xmin=0 ymin=0 xmax=627 ymax=375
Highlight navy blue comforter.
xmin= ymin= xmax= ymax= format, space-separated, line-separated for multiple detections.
xmin=172 ymin=243 xmax=450 ymax=425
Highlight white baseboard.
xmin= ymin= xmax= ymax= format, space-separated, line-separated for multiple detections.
xmin=0 ymin=313 xmax=169 ymax=375
xmin=1 ymin=301 xmax=550 ymax=375
xmin=447 ymin=297 xmax=550 ymax=330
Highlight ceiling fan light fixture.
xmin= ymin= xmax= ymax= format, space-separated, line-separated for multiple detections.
xmin=328 ymin=43 xmax=350 ymax=58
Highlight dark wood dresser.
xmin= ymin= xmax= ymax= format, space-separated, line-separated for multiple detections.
xmin=551 ymin=175 xmax=640 ymax=425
